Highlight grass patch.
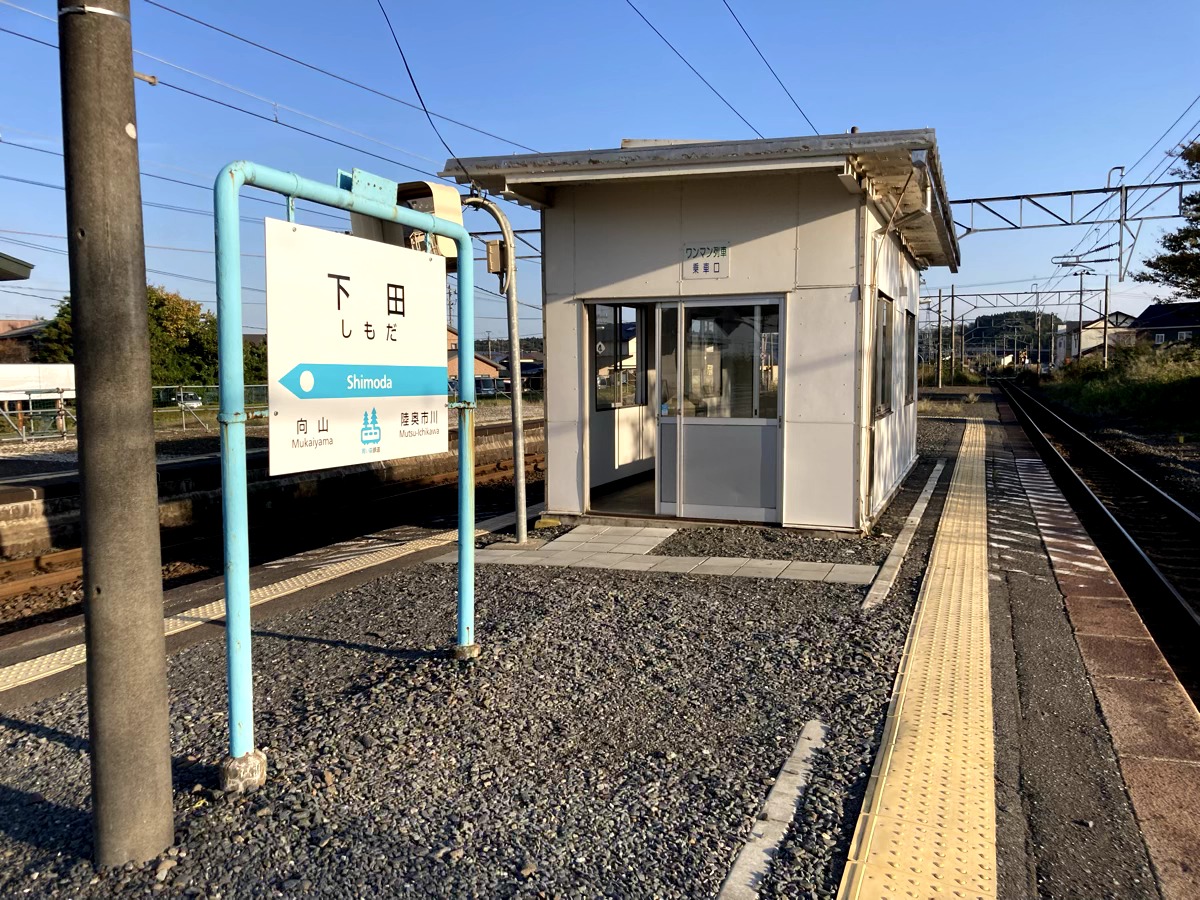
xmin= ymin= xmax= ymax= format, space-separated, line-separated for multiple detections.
xmin=1042 ymin=342 xmax=1200 ymax=433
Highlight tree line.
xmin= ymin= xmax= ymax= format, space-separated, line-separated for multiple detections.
xmin=28 ymin=285 xmax=268 ymax=384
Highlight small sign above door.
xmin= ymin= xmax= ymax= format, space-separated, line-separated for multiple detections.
xmin=681 ymin=242 xmax=730 ymax=280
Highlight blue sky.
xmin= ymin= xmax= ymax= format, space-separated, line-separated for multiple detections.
xmin=1 ymin=0 xmax=1198 ymax=334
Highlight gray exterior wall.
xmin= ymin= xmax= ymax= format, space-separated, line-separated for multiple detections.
xmin=542 ymin=170 xmax=919 ymax=530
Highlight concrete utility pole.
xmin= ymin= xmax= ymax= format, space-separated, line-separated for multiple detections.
xmin=462 ymin=196 xmax=527 ymax=542
xmin=1103 ymin=275 xmax=1111 ymax=370
xmin=949 ymin=286 xmax=956 ymax=386
xmin=57 ymin=0 xmax=174 ymax=867
xmin=1077 ymin=271 xmax=1085 ymax=364
xmin=1033 ymin=283 xmax=1041 ymax=373
xmin=936 ymin=289 xmax=943 ymax=388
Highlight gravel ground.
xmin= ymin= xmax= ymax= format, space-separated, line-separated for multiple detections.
xmin=653 ymin=524 xmax=892 ymax=565
xmin=1092 ymin=428 xmax=1200 ymax=513
xmin=0 ymin=559 xmax=917 ymax=898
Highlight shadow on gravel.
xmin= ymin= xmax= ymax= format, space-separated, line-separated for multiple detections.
xmin=0 ymin=784 xmax=90 ymax=863
xmin=251 ymin=629 xmax=446 ymax=664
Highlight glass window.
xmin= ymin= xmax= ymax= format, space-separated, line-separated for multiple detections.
xmin=905 ymin=311 xmax=917 ymax=404
xmin=1155 ymin=333 xmax=1166 ymax=344
xmin=679 ymin=304 xmax=776 ymax=419
xmin=1180 ymin=331 xmax=1193 ymax=341
xmin=592 ymin=304 xmax=645 ymax=410
xmin=759 ymin=308 xmax=780 ymax=419
xmin=874 ymin=294 xmax=893 ymax=417
xmin=660 ymin=306 xmax=679 ymax=416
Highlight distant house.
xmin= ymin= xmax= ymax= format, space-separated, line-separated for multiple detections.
xmin=1130 ymin=301 xmax=1200 ymax=346
xmin=446 ymin=326 xmax=500 ymax=379
xmin=1054 ymin=312 xmax=1136 ymax=366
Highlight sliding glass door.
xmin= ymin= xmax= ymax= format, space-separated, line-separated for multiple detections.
xmin=656 ymin=299 xmax=781 ymax=521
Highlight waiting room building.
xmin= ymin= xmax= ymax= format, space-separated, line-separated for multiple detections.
xmin=447 ymin=129 xmax=959 ymax=531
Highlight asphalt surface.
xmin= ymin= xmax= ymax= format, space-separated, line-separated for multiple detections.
xmin=986 ymin=418 xmax=1160 ymax=900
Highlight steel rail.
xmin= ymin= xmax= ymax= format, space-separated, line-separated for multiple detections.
xmin=1002 ymin=381 xmax=1200 ymax=627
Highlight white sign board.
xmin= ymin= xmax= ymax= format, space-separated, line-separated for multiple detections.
xmin=0 ymin=364 xmax=76 ymax=401
xmin=681 ymin=241 xmax=730 ymax=280
xmin=266 ymin=218 xmax=448 ymax=476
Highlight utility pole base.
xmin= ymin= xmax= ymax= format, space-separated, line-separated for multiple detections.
xmin=452 ymin=643 xmax=482 ymax=661
xmin=220 ymin=749 xmax=267 ymax=793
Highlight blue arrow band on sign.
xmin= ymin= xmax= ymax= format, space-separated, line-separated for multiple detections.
xmin=279 ymin=363 xmax=448 ymax=399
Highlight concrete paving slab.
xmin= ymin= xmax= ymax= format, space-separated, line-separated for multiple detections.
xmin=538 ymin=553 xmax=595 ymax=567
xmin=1090 ymin=677 xmax=1200 ymax=763
xmin=609 ymin=558 xmax=658 ymax=571
xmin=824 ymin=564 xmax=877 ymax=585
xmin=1118 ymin=757 xmax=1200 ymax=900
xmin=613 ymin=544 xmax=655 ymax=555
xmin=1073 ymin=634 xmax=1177 ymax=681
xmin=621 ymin=534 xmax=669 ymax=545
xmin=1063 ymin=594 xmax=1153 ymax=640
xmin=488 ymin=540 xmax=547 ymax=551
xmin=778 ymin=561 xmax=834 ymax=581
xmin=648 ymin=557 xmax=704 ymax=573
xmin=572 ymin=553 xmax=633 ymax=568
xmin=694 ymin=558 xmax=749 ymax=576
xmin=735 ymin=560 xmax=790 ymax=579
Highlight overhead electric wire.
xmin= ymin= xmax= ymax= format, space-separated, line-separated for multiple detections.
xmin=1043 ymin=97 xmax=1200 ymax=292
xmin=719 ymin=0 xmax=817 ymax=134
xmin=0 ymin=228 xmax=266 ymax=257
xmin=140 ymin=0 xmax=538 ymax=153
xmin=132 ymin=48 xmax=440 ymax=167
xmin=621 ymin=0 xmax=764 ymax=139
xmin=447 ymin=274 xmax=542 ymax=312
xmin=373 ymin=0 xmax=473 ymax=186
xmin=0 ymin=19 xmax=530 ymax=210
xmin=0 ymin=172 xmax=266 ymax=225
xmin=1048 ymin=116 xmax=1200 ymax=289
xmin=0 ymin=136 xmax=349 ymax=225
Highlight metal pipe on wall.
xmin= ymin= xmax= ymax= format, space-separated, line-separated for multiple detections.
xmin=462 ymin=196 xmax=527 ymax=543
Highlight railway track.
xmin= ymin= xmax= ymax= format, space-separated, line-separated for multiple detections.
xmin=0 ymin=453 xmax=544 ymax=633
xmin=1002 ymin=380 xmax=1200 ymax=694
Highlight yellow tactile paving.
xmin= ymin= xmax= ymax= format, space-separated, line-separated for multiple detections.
xmin=838 ymin=420 xmax=996 ymax=900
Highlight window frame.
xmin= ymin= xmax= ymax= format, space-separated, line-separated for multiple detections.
xmin=1179 ymin=330 xmax=1193 ymax=342
xmin=873 ymin=293 xmax=894 ymax=419
xmin=1155 ymin=333 xmax=1166 ymax=345
xmin=592 ymin=303 xmax=646 ymax=411
xmin=904 ymin=310 xmax=917 ymax=405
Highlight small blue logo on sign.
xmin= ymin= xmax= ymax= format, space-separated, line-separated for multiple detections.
xmin=360 ymin=408 xmax=382 ymax=445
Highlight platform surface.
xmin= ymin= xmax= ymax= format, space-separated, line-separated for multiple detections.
xmin=839 ymin=419 xmax=996 ymax=899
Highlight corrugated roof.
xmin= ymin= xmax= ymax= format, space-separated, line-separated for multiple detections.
xmin=441 ymin=129 xmax=959 ymax=270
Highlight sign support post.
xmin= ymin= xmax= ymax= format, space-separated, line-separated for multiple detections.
xmin=214 ymin=162 xmax=477 ymax=791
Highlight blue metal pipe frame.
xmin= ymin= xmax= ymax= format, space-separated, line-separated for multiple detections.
xmin=214 ymin=161 xmax=476 ymax=762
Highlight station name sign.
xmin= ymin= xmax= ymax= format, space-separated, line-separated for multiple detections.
xmin=681 ymin=241 xmax=731 ymax=280
xmin=265 ymin=219 xmax=448 ymax=476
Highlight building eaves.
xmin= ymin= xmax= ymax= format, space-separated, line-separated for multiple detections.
xmin=442 ymin=129 xmax=959 ymax=271
xmin=0 ymin=252 xmax=34 ymax=282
